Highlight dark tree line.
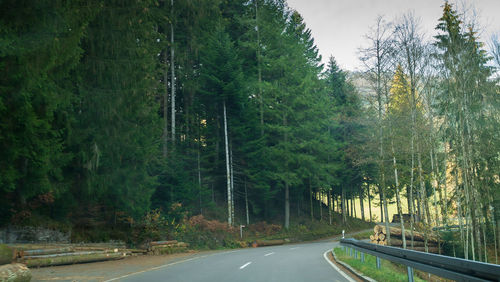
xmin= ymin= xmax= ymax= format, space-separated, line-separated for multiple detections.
xmin=0 ymin=0 xmax=369 ymax=232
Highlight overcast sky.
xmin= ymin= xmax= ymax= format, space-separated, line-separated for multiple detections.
xmin=286 ymin=0 xmax=500 ymax=71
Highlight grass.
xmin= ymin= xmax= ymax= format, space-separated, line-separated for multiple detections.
xmin=350 ymin=230 xmax=374 ymax=240
xmin=333 ymin=247 xmax=427 ymax=282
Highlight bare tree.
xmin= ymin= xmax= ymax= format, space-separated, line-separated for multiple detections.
xmin=394 ymin=12 xmax=428 ymax=249
xmin=359 ymin=15 xmax=394 ymax=244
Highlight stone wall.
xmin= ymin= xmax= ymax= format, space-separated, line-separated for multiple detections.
xmin=0 ymin=226 xmax=70 ymax=244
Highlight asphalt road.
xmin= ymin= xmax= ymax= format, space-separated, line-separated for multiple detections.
xmin=105 ymin=239 xmax=354 ymax=282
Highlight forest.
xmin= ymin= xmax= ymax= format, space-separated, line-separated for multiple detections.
xmin=1 ymin=0 xmax=499 ymax=262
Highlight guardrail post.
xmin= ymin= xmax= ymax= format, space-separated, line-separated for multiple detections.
xmin=349 ymin=247 xmax=353 ymax=256
xmin=376 ymin=256 xmax=381 ymax=269
xmin=407 ymin=266 xmax=414 ymax=282
xmin=361 ymin=252 xmax=365 ymax=263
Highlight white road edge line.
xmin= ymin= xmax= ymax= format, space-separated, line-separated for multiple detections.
xmin=239 ymin=262 xmax=252 ymax=269
xmin=264 ymin=252 xmax=274 ymax=256
xmin=104 ymin=250 xmax=239 ymax=282
xmin=322 ymin=250 xmax=356 ymax=282
xmin=104 ymin=256 xmax=202 ymax=282
xmin=289 ymin=247 xmax=299 ymax=250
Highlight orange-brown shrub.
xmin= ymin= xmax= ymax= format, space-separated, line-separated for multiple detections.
xmin=187 ymin=215 xmax=237 ymax=233
xmin=247 ymin=221 xmax=282 ymax=236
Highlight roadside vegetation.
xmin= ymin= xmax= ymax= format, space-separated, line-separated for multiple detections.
xmin=121 ymin=208 xmax=373 ymax=249
xmin=333 ymin=247 xmax=427 ymax=282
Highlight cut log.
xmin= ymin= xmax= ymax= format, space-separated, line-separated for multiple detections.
xmin=255 ymin=240 xmax=284 ymax=247
xmin=150 ymin=242 xmax=189 ymax=249
xmin=374 ymin=225 xmax=382 ymax=234
xmin=379 ymin=226 xmax=438 ymax=243
xmin=127 ymin=249 xmax=148 ymax=254
xmin=0 ymin=245 xmax=17 ymax=265
xmin=150 ymin=240 xmax=178 ymax=246
xmin=378 ymin=233 xmax=385 ymax=241
xmin=369 ymin=235 xmax=375 ymax=241
xmin=24 ymin=251 xmax=107 ymax=259
xmin=73 ymin=247 xmax=108 ymax=251
xmin=387 ymin=238 xmax=437 ymax=248
xmin=370 ymin=240 xmax=378 ymax=244
xmin=151 ymin=247 xmax=187 ymax=255
xmin=0 ymin=263 xmax=31 ymax=282
xmin=24 ymin=247 xmax=74 ymax=256
xmin=75 ymin=242 xmax=126 ymax=248
xmin=9 ymin=244 xmax=70 ymax=251
xmin=25 ymin=252 xmax=125 ymax=268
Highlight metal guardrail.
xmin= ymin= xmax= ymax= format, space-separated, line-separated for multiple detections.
xmin=340 ymin=238 xmax=500 ymax=282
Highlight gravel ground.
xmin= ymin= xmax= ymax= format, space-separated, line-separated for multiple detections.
xmin=30 ymin=250 xmax=212 ymax=281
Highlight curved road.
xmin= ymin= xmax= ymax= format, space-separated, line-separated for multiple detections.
xmin=105 ymin=240 xmax=354 ymax=282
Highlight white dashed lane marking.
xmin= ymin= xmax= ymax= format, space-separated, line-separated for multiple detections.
xmin=239 ymin=262 xmax=252 ymax=269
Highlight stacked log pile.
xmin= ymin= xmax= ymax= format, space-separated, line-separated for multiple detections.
xmin=0 ymin=240 xmax=191 ymax=270
xmin=148 ymin=240 xmax=189 ymax=255
xmin=0 ymin=244 xmax=31 ymax=281
xmin=18 ymin=244 xmax=128 ymax=267
xmin=371 ymin=225 xmax=439 ymax=253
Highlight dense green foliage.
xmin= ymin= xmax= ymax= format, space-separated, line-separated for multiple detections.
xmin=0 ymin=0 xmax=368 ymax=237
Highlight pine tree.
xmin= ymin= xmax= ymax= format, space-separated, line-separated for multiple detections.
xmin=71 ymin=0 xmax=160 ymax=221
xmin=0 ymin=0 xmax=91 ymax=223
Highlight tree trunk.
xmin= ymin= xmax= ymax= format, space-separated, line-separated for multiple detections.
xmin=170 ymin=0 xmax=176 ymax=145
xmin=368 ymin=185 xmax=372 ymax=222
xmin=284 ymin=114 xmax=289 ymax=229
xmin=346 ymin=193 xmax=350 ymax=217
xmin=255 ymin=0 xmax=264 ymax=137
xmin=198 ymin=134 xmax=202 ymax=214
xmin=378 ymin=185 xmax=384 ymax=222
xmin=360 ymin=187 xmax=365 ymax=221
xmin=285 ymin=181 xmax=289 ymax=229
xmin=417 ymin=144 xmax=429 ymax=252
xmin=328 ymin=190 xmax=332 ymax=225
xmin=442 ymin=149 xmax=448 ymax=226
xmin=391 ymin=137 xmax=406 ymax=248
xmin=223 ymin=101 xmax=232 ymax=226
xmin=230 ymin=141 xmax=235 ymax=224
xmin=430 ymin=148 xmax=440 ymax=227
xmin=319 ymin=190 xmax=323 ymax=221
xmin=353 ymin=195 xmax=357 ymax=219
xmin=245 ymin=178 xmax=249 ymax=225
xmin=341 ymin=187 xmax=346 ymax=224
xmin=382 ymin=185 xmax=390 ymax=244
xmin=309 ymin=177 xmax=313 ymax=221
xmin=163 ymin=51 xmax=169 ymax=157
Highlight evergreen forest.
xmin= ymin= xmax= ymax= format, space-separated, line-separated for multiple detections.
xmin=1 ymin=0 xmax=499 ymax=262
